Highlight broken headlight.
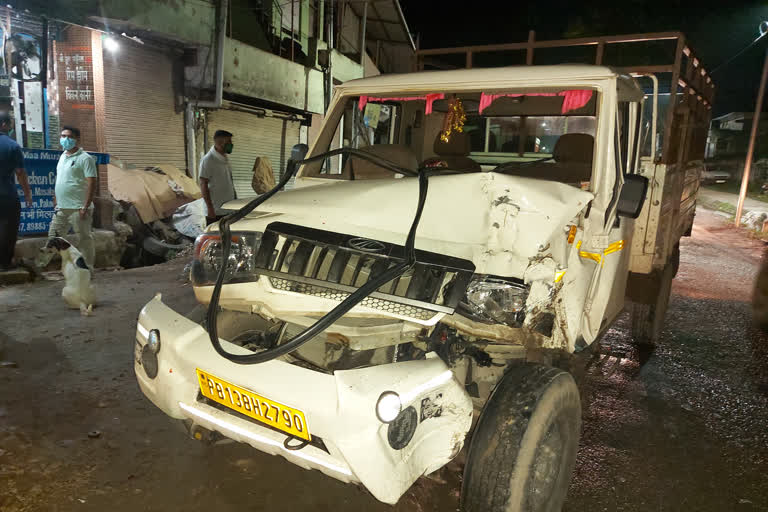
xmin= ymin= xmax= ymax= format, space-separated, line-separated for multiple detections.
xmin=191 ymin=232 xmax=262 ymax=286
xmin=460 ymin=276 xmax=528 ymax=327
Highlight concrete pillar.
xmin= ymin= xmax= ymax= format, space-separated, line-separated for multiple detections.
xmin=300 ymin=0 xmax=310 ymax=54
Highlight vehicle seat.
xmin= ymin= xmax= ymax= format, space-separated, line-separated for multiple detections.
xmin=553 ymin=133 xmax=593 ymax=174
xmin=421 ymin=132 xmax=482 ymax=173
xmin=504 ymin=133 xmax=594 ymax=183
xmin=342 ymin=144 xmax=419 ymax=179
xmin=501 ymin=139 xmax=519 ymax=153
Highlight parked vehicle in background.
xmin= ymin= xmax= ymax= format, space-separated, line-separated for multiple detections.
xmin=134 ymin=32 xmax=714 ymax=511
xmin=702 ymin=162 xmax=731 ymax=184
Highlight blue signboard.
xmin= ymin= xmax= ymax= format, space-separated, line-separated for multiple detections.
xmin=16 ymin=149 xmax=110 ymax=235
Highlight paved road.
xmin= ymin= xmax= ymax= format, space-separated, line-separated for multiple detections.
xmin=699 ymin=187 xmax=768 ymax=213
xmin=564 ymin=208 xmax=767 ymax=511
xmin=0 ymin=209 xmax=766 ymax=511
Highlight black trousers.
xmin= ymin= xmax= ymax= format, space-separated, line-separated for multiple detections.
xmin=0 ymin=198 xmax=20 ymax=268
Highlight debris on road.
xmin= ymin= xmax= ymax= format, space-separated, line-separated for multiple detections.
xmin=107 ymin=162 xmax=201 ymax=224
xmin=741 ymin=210 xmax=768 ymax=232
xmin=171 ymin=198 xmax=207 ymax=239
xmin=0 ymin=268 xmax=33 ymax=286
xmin=106 ymin=162 xmax=205 ymax=267
xmin=7 ymin=162 xmax=206 ymax=276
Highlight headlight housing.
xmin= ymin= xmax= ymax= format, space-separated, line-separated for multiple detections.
xmin=147 ymin=329 xmax=161 ymax=354
xmin=460 ymin=276 xmax=528 ymax=327
xmin=191 ymin=231 xmax=262 ymax=286
xmin=141 ymin=344 xmax=159 ymax=379
xmin=376 ymin=391 xmax=402 ymax=423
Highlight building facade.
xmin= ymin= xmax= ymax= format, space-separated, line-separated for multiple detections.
xmin=13 ymin=0 xmax=414 ymax=198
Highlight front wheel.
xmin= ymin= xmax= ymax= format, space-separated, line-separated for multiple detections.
xmin=462 ymin=363 xmax=581 ymax=512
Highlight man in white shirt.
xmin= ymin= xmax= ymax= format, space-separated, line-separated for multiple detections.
xmin=49 ymin=126 xmax=97 ymax=267
xmin=199 ymin=130 xmax=236 ymax=224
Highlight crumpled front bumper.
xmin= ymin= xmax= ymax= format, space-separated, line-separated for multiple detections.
xmin=134 ymin=294 xmax=473 ymax=504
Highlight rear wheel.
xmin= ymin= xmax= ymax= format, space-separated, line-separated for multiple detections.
xmin=462 ymin=363 xmax=581 ymax=512
xmin=629 ymin=246 xmax=679 ymax=347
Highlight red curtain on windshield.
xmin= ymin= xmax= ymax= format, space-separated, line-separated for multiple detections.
xmin=478 ymin=90 xmax=593 ymax=114
xmin=358 ymin=93 xmax=445 ymax=114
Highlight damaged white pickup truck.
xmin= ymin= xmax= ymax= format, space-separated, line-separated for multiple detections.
xmin=135 ymin=35 xmax=713 ymax=512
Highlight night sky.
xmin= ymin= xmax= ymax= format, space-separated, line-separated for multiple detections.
xmin=401 ymin=0 xmax=768 ymax=116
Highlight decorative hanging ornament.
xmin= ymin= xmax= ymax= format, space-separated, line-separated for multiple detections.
xmin=440 ymin=97 xmax=466 ymax=143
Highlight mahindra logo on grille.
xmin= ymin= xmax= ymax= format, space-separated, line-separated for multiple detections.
xmin=348 ymin=237 xmax=386 ymax=253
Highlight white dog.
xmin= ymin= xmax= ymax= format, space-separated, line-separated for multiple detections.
xmin=44 ymin=237 xmax=96 ymax=315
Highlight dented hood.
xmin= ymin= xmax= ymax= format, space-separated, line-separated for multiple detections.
xmin=226 ymin=173 xmax=593 ymax=277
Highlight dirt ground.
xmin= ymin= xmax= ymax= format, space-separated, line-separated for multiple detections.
xmin=1 ymin=208 xmax=766 ymax=512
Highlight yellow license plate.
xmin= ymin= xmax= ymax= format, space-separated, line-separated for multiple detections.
xmin=196 ymin=368 xmax=311 ymax=441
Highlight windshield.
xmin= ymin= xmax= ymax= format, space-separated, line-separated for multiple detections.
xmin=302 ymin=88 xmax=598 ymax=189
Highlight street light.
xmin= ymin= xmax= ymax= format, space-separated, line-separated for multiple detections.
xmin=735 ymin=22 xmax=768 ymax=227
xmin=103 ymin=37 xmax=119 ymax=52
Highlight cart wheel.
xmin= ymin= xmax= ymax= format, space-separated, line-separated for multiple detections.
xmin=462 ymin=363 xmax=581 ymax=512
xmin=630 ymin=246 xmax=679 ymax=347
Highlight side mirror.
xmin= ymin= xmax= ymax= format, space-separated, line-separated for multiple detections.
xmin=285 ymin=143 xmax=309 ymax=177
xmin=617 ymin=174 xmax=649 ymax=219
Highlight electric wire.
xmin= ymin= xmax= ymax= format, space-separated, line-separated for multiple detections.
xmin=206 ymin=148 xmax=424 ymax=364
xmin=711 ymin=31 xmax=768 ymax=74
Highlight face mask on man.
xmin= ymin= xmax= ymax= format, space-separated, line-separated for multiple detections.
xmin=224 ymin=142 xmax=234 ymax=154
xmin=60 ymin=137 xmax=76 ymax=151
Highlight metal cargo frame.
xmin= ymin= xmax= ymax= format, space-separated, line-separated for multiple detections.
xmin=414 ymin=31 xmax=715 ymax=274
xmin=413 ymin=30 xmax=714 ymax=165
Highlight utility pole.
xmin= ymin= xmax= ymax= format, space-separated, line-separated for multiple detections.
xmin=358 ymin=0 xmax=367 ymax=65
xmin=735 ymin=49 xmax=768 ymax=226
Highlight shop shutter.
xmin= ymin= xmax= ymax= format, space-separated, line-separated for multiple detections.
xmin=207 ymin=108 xmax=301 ymax=198
xmin=103 ymin=43 xmax=187 ymax=171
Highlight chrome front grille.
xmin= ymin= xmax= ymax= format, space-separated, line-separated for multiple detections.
xmin=268 ymin=277 xmax=437 ymax=321
xmin=255 ymin=222 xmax=475 ymax=316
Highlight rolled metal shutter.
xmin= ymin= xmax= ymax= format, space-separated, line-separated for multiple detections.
xmin=207 ymin=108 xmax=301 ymax=198
xmin=103 ymin=43 xmax=186 ymax=171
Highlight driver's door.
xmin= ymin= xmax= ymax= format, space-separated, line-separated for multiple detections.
xmin=578 ymin=99 xmax=641 ymax=342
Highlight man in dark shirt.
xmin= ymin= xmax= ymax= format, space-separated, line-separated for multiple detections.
xmin=0 ymin=111 xmax=32 ymax=271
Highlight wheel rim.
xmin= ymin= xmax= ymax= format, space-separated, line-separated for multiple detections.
xmin=527 ymin=420 xmax=566 ymax=510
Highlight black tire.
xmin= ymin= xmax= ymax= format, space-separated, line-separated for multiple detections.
xmin=462 ymin=363 xmax=581 ymax=512
xmin=630 ymin=302 xmax=656 ymax=346
xmin=630 ymin=246 xmax=679 ymax=347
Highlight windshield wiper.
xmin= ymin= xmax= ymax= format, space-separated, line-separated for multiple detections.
xmin=321 ymin=147 xmax=420 ymax=177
